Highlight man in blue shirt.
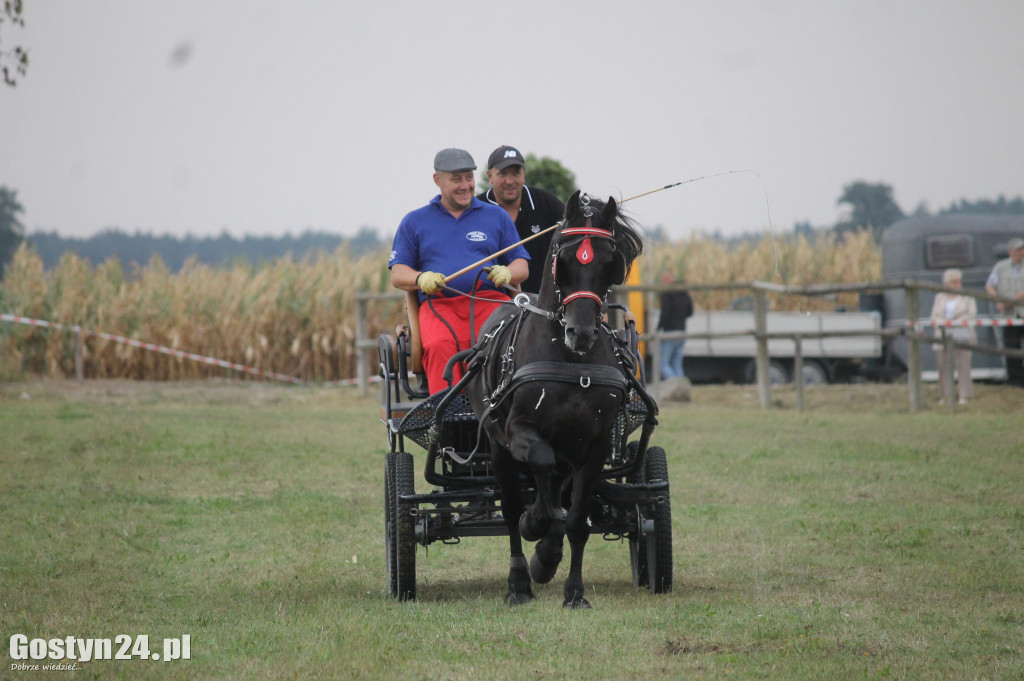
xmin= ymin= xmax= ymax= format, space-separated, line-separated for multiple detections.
xmin=389 ymin=148 xmax=529 ymax=393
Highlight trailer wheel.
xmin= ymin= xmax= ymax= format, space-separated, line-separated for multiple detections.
xmin=744 ymin=359 xmax=790 ymax=385
xmin=801 ymin=360 xmax=830 ymax=386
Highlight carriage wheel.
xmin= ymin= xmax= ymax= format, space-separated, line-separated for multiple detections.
xmin=394 ymin=451 xmax=417 ymax=602
xmin=629 ymin=446 xmax=673 ymax=593
xmin=384 ymin=452 xmax=398 ymax=597
xmin=627 ymin=443 xmax=650 ymax=587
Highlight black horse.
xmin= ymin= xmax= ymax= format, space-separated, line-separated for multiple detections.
xmin=465 ymin=190 xmax=646 ymax=608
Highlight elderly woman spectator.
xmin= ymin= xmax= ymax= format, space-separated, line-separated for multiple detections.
xmin=930 ymin=268 xmax=977 ymax=405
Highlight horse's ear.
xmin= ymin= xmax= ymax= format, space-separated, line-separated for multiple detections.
xmin=601 ymin=196 xmax=618 ymax=223
xmin=564 ymin=190 xmax=582 ymax=220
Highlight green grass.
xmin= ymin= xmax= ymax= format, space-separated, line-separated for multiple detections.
xmin=1 ymin=381 xmax=1022 ymax=680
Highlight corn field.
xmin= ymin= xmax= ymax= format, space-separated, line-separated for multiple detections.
xmin=651 ymin=228 xmax=880 ymax=312
xmin=0 ymin=230 xmax=880 ymax=382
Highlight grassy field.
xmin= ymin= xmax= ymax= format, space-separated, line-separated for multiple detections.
xmin=1 ymin=379 xmax=1022 ymax=680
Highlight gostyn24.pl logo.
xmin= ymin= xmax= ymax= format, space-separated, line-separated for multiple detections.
xmin=9 ymin=634 xmax=191 ymax=668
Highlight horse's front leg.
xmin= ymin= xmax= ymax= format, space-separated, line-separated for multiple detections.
xmin=492 ymin=444 xmax=534 ymax=606
xmin=561 ymin=452 xmax=606 ymax=609
xmin=510 ymin=426 xmax=560 ymax=543
xmin=509 ymin=424 xmax=565 ymax=585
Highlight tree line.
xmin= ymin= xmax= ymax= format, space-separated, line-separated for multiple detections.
xmin=25 ymin=227 xmax=384 ymax=272
xmin=3 ymin=177 xmax=1024 ymax=278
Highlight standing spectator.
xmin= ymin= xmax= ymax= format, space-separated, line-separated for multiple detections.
xmin=478 ymin=145 xmax=565 ymax=294
xmin=930 ymin=268 xmax=977 ymax=405
xmin=984 ymin=237 xmax=1024 ymax=387
xmin=657 ymin=269 xmax=693 ymax=379
xmin=389 ymin=148 xmax=529 ymax=393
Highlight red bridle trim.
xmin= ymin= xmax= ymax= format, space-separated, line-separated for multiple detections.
xmin=561 ymin=291 xmax=604 ymax=305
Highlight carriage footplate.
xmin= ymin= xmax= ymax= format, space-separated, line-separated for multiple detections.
xmin=454 ymin=497 xmax=500 ymax=523
xmin=593 ymin=478 xmax=669 ymax=504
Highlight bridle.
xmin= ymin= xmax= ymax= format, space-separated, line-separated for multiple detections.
xmin=546 ymin=193 xmax=625 ymax=325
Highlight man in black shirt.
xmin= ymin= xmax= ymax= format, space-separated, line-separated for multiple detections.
xmin=657 ymin=269 xmax=694 ymax=379
xmin=478 ymin=145 xmax=566 ymax=294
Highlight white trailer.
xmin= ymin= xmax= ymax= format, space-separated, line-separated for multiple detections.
xmin=678 ymin=310 xmax=883 ymax=384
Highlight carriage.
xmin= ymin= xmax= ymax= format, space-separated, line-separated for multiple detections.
xmin=377 ymin=191 xmax=674 ymax=607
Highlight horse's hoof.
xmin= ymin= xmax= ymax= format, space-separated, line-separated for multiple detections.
xmin=529 ymin=552 xmax=560 ymax=584
xmin=562 ymin=597 xmax=592 ymax=610
xmin=507 ymin=589 xmax=534 ymax=606
xmin=519 ymin=512 xmax=540 ymax=542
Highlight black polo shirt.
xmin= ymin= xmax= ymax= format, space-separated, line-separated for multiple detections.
xmin=478 ymin=185 xmax=565 ymax=294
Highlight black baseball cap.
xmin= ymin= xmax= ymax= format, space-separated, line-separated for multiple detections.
xmin=487 ymin=145 xmax=526 ymax=170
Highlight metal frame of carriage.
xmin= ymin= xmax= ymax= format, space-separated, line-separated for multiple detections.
xmin=377 ymin=291 xmax=673 ymax=602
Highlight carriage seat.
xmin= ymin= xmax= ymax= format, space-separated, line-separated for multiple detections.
xmin=377 ymin=291 xmax=429 ymax=426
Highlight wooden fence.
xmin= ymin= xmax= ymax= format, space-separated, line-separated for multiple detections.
xmin=356 ymin=280 xmax=1024 ymax=413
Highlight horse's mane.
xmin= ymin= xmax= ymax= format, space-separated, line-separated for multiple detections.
xmin=569 ymin=194 xmax=645 ymax=273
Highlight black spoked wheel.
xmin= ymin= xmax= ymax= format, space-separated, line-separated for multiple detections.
xmin=627 ymin=443 xmax=650 ymax=587
xmin=629 ymin=445 xmax=673 ymax=593
xmin=394 ymin=451 xmax=417 ymax=602
xmin=384 ymin=452 xmax=398 ymax=597
xmin=644 ymin=446 xmax=673 ymax=593
xmin=629 ymin=507 xmax=650 ymax=587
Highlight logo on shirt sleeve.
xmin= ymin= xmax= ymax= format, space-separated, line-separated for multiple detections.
xmin=466 ymin=231 xmax=487 ymax=242
xmin=388 ymin=250 xmax=397 ymax=263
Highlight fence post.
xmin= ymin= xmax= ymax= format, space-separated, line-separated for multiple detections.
xmin=906 ymin=284 xmax=923 ymax=412
xmin=794 ymin=335 xmax=804 ymax=412
xmin=943 ymin=332 xmax=956 ymax=413
xmin=753 ymin=287 xmax=771 ymax=408
xmin=73 ymin=326 xmax=84 ymax=382
xmin=649 ymin=324 xmax=662 ymax=398
xmin=356 ymin=297 xmax=368 ymax=397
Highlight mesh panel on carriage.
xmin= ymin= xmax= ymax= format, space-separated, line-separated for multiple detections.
xmin=395 ymin=387 xmax=480 ymax=450
xmin=612 ymin=389 xmax=649 ymax=457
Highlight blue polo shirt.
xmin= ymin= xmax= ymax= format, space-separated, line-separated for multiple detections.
xmin=389 ymin=195 xmax=530 ymax=299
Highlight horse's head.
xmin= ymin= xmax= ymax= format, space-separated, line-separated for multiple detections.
xmin=546 ymin=190 xmax=644 ymax=355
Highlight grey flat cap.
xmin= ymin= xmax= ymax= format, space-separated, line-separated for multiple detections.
xmin=434 ymin=148 xmax=476 ymax=173
xmin=1008 ymin=237 xmax=1024 ymax=251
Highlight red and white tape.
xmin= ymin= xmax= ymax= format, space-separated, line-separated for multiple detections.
xmin=914 ymin=317 xmax=1024 ymax=329
xmin=0 ymin=313 xmax=70 ymax=330
xmin=2 ymin=313 xmax=305 ymax=385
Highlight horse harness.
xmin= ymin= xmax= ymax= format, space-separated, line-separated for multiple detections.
xmin=455 ymin=305 xmax=637 ymax=454
xmin=431 ymin=192 xmax=653 ymax=459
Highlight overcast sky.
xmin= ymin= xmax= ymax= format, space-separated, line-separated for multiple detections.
xmin=1 ymin=0 xmax=1022 ymax=242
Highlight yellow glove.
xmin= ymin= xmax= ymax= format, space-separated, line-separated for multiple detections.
xmin=416 ymin=271 xmax=445 ymax=295
xmin=486 ymin=265 xmax=512 ymax=288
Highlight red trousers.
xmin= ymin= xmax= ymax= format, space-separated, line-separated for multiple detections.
xmin=418 ymin=289 xmax=509 ymax=393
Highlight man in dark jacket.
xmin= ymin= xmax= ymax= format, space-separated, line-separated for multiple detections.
xmin=478 ymin=145 xmax=565 ymax=294
xmin=657 ymin=269 xmax=694 ymax=379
